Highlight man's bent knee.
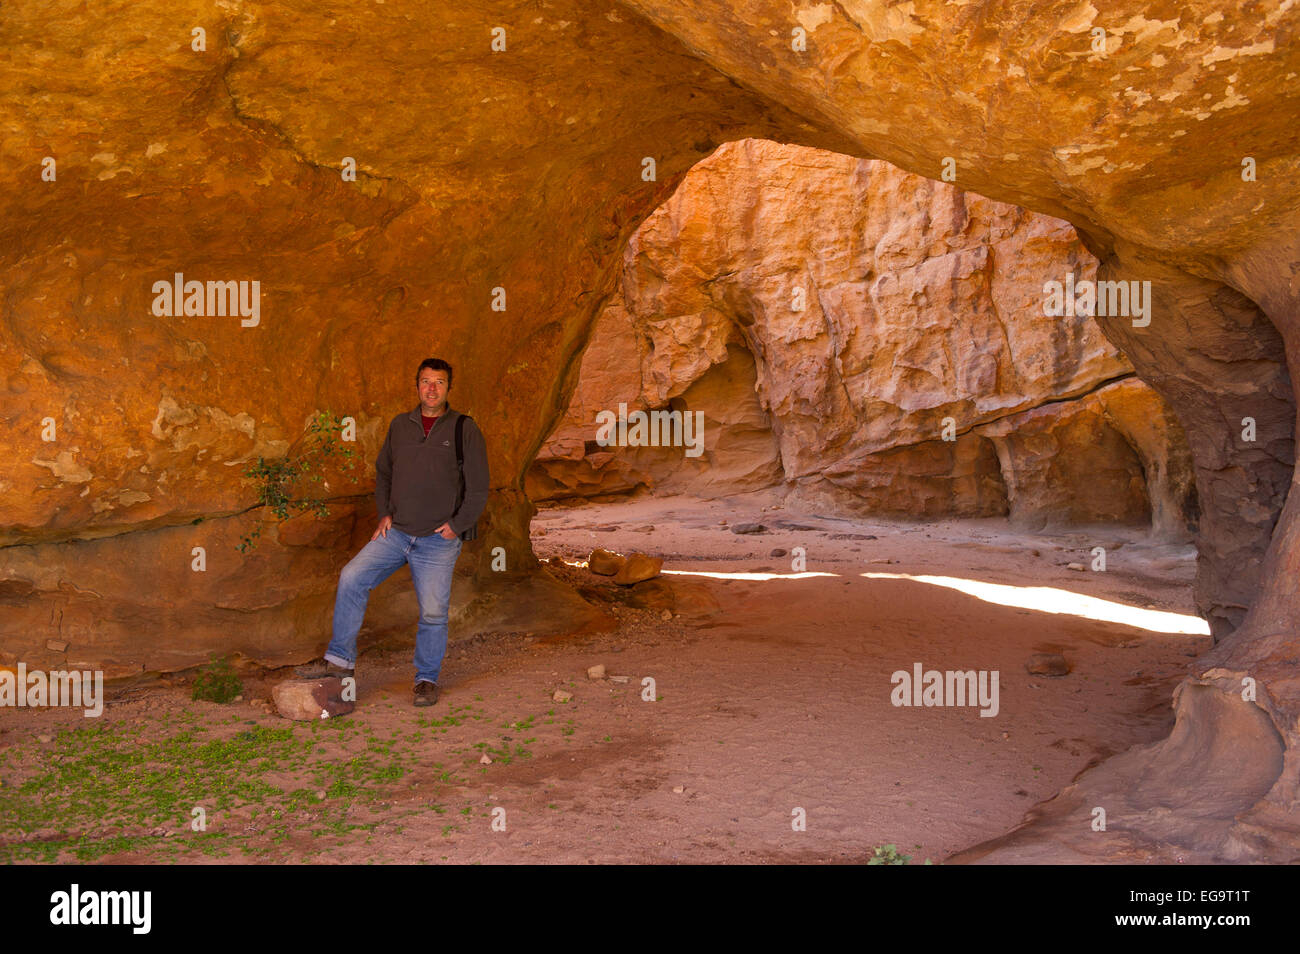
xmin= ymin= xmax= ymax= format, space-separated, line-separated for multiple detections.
xmin=339 ymin=564 xmax=365 ymax=591
xmin=419 ymin=606 xmax=450 ymax=624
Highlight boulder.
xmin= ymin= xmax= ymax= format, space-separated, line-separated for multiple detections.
xmin=588 ymin=548 xmax=626 ymax=576
xmin=614 ymin=553 xmax=664 ymax=585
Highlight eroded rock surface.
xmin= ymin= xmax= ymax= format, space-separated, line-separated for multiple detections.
xmin=532 ymin=141 xmax=1195 ymax=534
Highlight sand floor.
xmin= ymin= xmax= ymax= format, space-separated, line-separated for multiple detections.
xmin=0 ymin=490 xmax=1211 ymax=864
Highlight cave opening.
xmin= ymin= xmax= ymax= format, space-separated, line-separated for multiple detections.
xmin=522 ymin=139 xmax=1213 ymax=860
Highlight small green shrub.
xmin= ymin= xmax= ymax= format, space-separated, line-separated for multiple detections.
xmin=238 ymin=410 xmax=359 ymax=553
xmin=192 ymin=656 xmax=243 ymax=704
xmin=867 ymin=844 xmax=912 ymax=865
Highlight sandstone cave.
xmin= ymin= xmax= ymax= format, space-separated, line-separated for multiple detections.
xmin=0 ymin=0 xmax=1297 ymax=868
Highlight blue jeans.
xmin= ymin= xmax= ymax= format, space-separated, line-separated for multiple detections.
xmin=324 ymin=527 xmax=462 ymax=685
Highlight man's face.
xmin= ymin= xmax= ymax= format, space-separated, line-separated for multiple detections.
xmin=418 ymin=369 xmax=450 ymax=411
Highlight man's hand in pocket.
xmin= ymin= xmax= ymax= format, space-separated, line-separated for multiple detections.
xmin=372 ymin=515 xmax=393 ymax=540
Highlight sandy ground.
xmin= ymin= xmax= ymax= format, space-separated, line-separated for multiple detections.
xmin=0 ymin=489 xmax=1211 ymax=864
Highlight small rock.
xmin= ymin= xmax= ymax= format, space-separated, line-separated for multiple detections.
xmin=45 ymin=639 xmax=68 ymax=653
xmin=614 ymin=553 xmax=663 ymax=585
xmin=769 ymin=548 xmax=788 ymax=557
xmin=1001 ymin=731 xmax=1010 ymax=740
xmin=587 ymin=664 xmax=606 ymax=680
xmin=1025 ymin=653 xmax=1071 ymax=676
xmin=233 ymin=695 xmax=243 ymax=703
xmin=315 ymin=790 xmax=326 ymax=800
xmin=272 ymin=677 xmax=355 ymax=721
xmin=588 ymin=547 xmax=626 ymax=576
xmin=672 ymin=785 xmax=685 ymax=794
xmin=479 ymin=754 xmax=492 ymax=765
xmin=553 ymin=689 xmax=573 ymax=703
xmin=1066 ymin=562 xmax=1086 ymax=572
xmin=660 ymin=608 xmax=672 ymax=620
xmin=37 ymin=734 xmax=52 ymax=744
xmin=633 ymin=525 xmax=655 ymax=532
xmin=730 ymin=523 xmax=767 ymax=535
xmin=609 ymin=675 xmax=630 ymax=684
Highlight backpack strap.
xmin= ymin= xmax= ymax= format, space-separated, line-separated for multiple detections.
xmin=455 ymin=413 xmax=467 ymax=478
xmin=454 ymin=414 xmax=474 ymax=540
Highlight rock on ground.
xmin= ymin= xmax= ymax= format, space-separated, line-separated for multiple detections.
xmin=272 ymin=678 xmax=355 ymax=721
xmin=588 ymin=548 xmax=627 ymax=576
xmin=614 ymin=553 xmax=664 ymax=585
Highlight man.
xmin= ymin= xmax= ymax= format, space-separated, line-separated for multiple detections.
xmin=296 ymin=358 xmax=489 ymax=706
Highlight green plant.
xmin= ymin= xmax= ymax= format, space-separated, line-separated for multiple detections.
xmin=867 ymin=844 xmax=912 ymax=865
xmin=238 ymin=411 xmax=359 ymax=553
xmin=191 ymin=656 xmax=243 ymax=704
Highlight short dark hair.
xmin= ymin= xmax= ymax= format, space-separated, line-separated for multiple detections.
xmin=416 ymin=358 xmax=453 ymax=388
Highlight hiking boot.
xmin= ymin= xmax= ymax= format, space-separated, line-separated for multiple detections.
xmin=294 ymin=658 xmax=354 ymax=679
xmin=413 ymin=681 xmax=440 ymax=707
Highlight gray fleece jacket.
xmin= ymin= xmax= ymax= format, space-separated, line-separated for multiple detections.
xmin=374 ymin=405 xmax=489 ymax=539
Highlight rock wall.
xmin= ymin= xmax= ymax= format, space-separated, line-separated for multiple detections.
xmin=0 ymin=0 xmax=862 ymax=677
xmin=531 ymin=140 xmax=1196 ymax=536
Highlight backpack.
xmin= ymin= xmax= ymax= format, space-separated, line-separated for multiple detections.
xmin=454 ymin=413 xmax=478 ymax=542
